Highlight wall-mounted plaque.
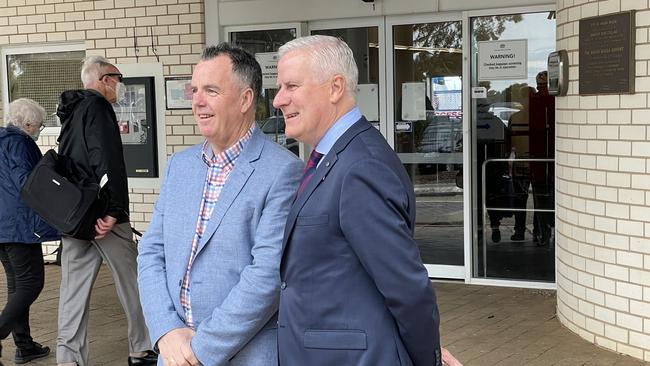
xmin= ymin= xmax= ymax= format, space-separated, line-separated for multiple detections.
xmin=579 ymin=11 xmax=635 ymax=95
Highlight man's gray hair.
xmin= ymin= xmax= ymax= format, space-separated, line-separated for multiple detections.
xmin=81 ymin=55 xmax=114 ymax=87
xmin=6 ymin=98 xmax=46 ymax=129
xmin=278 ymin=35 xmax=358 ymax=95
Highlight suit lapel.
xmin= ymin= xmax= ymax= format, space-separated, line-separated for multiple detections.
xmin=182 ymin=150 xmax=210 ymax=257
xmin=195 ymin=129 xmax=263 ymax=255
xmin=282 ymin=117 xmax=371 ymax=251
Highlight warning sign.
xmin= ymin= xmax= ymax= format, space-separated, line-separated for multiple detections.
xmin=478 ymin=39 xmax=528 ymax=81
xmin=255 ymin=52 xmax=279 ymax=89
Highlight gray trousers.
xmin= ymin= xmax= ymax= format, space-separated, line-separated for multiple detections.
xmin=56 ymin=223 xmax=152 ymax=365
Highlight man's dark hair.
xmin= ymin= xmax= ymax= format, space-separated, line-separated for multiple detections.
xmin=201 ymin=43 xmax=262 ymax=104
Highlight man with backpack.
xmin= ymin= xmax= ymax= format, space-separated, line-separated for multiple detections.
xmin=55 ymin=56 xmax=156 ymax=366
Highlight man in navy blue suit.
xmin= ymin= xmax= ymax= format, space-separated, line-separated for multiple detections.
xmin=274 ymin=35 xmax=446 ymax=366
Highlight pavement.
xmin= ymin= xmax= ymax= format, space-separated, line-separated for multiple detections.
xmin=0 ymin=264 xmax=648 ymax=366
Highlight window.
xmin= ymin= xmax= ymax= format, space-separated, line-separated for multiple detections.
xmin=229 ymin=25 xmax=300 ymax=156
xmin=2 ymin=44 xmax=84 ymax=128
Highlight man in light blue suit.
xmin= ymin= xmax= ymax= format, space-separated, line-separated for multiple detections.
xmin=137 ymin=43 xmax=302 ymax=366
xmin=274 ymin=35 xmax=445 ymax=366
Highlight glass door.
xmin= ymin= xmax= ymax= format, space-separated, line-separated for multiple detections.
xmin=310 ymin=19 xmax=384 ymax=135
xmin=229 ymin=26 xmax=301 ymax=157
xmin=470 ymin=11 xmax=556 ymax=282
xmin=387 ymin=15 xmax=465 ymax=278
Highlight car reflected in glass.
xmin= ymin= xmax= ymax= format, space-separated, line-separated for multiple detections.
xmin=258 ymin=115 xmax=299 ymax=155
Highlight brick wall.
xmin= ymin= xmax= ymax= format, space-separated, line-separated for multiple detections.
xmin=0 ymin=0 xmax=206 ymax=257
xmin=556 ymin=0 xmax=650 ymax=361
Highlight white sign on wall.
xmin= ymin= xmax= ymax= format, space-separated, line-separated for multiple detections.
xmin=478 ymin=39 xmax=528 ymax=81
xmin=401 ymin=82 xmax=426 ymax=121
xmin=356 ymin=84 xmax=379 ymax=121
xmin=255 ymin=52 xmax=279 ymax=89
xmin=471 ymin=86 xmax=487 ymax=99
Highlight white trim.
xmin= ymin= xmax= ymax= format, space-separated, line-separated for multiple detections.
xmin=308 ymin=17 xmax=387 ymax=139
xmin=384 ymin=19 xmax=395 ymax=148
xmin=1 ymin=42 xmax=85 ymax=133
xmin=462 ymin=13 xmax=473 ymax=283
xmin=468 ymin=277 xmax=556 ymax=290
xmin=115 ymin=63 xmax=167 ymax=189
xmin=425 ymin=264 xmax=465 ymax=279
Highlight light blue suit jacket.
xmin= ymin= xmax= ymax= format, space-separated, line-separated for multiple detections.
xmin=138 ymin=128 xmax=302 ymax=366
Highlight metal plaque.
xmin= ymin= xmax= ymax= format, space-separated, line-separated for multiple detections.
xmin=548 ymin=50 xmax=569 ymax=96
xmin=579 ymin=11 xmax=635 ymax=95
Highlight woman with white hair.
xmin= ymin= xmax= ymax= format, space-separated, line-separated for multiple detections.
xmin=0 ymin=98 xmax=58 ymax=364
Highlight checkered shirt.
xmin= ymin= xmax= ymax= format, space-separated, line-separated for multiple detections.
xmin=180 ymin=128 xmax=253 ymax=327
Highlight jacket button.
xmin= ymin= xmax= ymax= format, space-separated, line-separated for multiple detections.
xmin=280 ymin=281 xmax=287 ymax=290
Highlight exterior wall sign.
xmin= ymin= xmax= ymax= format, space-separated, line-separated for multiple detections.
xmin=356 ymin=84 xmax=379 ymax=121
xmin=478 ymin=39 xmax=528 ymax=80
xmin=547 ymin=49 xmax=569 ymax=96
xmin=471 ymin=86 xmax=487 ymax=99
xmin=579 ymin=11 xmax=635 ymax=95
xmin=401 ymin=82 xmax=426 ymax=121
xmin=255 ymin=52 xmax=279 ymax=89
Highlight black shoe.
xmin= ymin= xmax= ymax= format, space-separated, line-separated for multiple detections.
xmin=15 ymin=342 xmax=50 ymax=364
xmin=491 ymin=228 xmax=501 ymax=243
xmin=511 ymin=232 xmax=525 ymax=241
xmin=128 ymin=350 xmax=158 ymax=366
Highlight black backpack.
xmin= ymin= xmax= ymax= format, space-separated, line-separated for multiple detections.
xmin=20 ymin=149 xmax=108 ymax=240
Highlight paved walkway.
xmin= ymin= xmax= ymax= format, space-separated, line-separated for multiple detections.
xmin=0 ymin=265 xmax=647 ymax=365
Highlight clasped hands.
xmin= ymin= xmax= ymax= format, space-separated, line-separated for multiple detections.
xmin=158 ymin=327 xmax=200 ymax=366
xmin=157 ymin=327 xmax=461 ymax=366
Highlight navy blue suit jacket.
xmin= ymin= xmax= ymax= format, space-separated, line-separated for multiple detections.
xmin=278 ymin=117 xmax=441 ymax=366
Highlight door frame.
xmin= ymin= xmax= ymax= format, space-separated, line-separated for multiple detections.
xmin=304 ymin=6 xmax=557 ymax=286
xmin=464 ymin=4 xmax=557 ymax=289
xmin=386 ymin=12 xmax=466 ymax=279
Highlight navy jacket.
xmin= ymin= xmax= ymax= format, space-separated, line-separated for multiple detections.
xmin=278 ymin=117 xmax=441 ymax=366
xmin=0 ymin=126 xmax=59 ymax=243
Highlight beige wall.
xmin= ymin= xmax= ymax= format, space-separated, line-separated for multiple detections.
xmin=0 ymin=0 xmax=206 ymax=255
xmin=555 ymin=0 xmax=650 ymax=361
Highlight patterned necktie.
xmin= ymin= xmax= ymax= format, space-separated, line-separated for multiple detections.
xmin=297 ymin=150 xmax=324 ymax=196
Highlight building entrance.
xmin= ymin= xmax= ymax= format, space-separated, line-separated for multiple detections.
xmin=470 ymin=11 xmax=556 ymax=282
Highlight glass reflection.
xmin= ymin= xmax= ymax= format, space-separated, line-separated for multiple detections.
xmin=471 ymin=12 xmax=556 ymax=282
xmin=231 ymin=29 xmax=298 ymax=155
xmin=393 ymin=22 xmax=464 ymax=267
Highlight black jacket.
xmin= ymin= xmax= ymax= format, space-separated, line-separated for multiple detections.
xmin=57 ymin=89 xmax=129 ymax=223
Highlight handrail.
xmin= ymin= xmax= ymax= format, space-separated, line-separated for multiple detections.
xmin=480 ymin=158 xmax=555 ymax=277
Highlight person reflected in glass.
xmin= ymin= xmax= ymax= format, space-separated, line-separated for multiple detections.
xmin=476 ymin=98 xmax=510 ymax=243
xmin=507 ymin=86 xmax=534 ymax=241
xmin=529 ymin=71 xmax=555 ymax=246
